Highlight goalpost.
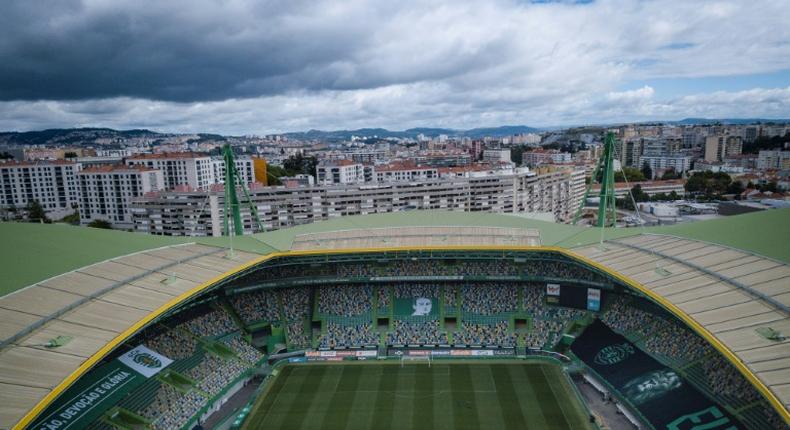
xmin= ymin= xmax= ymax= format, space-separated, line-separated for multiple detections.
xmin=400 ymin=355 xmax=431 ymax=367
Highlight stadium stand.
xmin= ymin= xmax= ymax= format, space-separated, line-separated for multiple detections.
xmin=5 ymin=211 xmax=788 ymax=429
xmin=229 ymin=290 xmax=280 ymax=324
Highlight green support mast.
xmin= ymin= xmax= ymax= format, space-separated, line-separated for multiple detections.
xmin=222 ymin=145 xmax=264 ymax=236
xmin=572 ymin=131 xmax=618 ymax=227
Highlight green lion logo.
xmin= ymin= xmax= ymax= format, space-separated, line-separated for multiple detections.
xmin=594 ymin=343 xmax=635 ymax=365
xmin=132 ymin=352 xmax=162 ymax=369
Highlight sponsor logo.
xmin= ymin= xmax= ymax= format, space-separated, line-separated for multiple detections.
xmin=546 ymin=283 xmax=561 ymax=296
xmin=593 ymin=343 xmax=635 ymax=365
xmin=118 ymin=345 xmax=172 ymax=378
xmin=132 ymin=352 xmax=162 ymax=369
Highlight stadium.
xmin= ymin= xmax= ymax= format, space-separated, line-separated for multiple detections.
xmin=1 ymin=209 xmax=788 ymax=430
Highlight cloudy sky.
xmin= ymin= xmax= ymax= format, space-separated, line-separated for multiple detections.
xmin=1 ymin=0 xmax=788 ymax=134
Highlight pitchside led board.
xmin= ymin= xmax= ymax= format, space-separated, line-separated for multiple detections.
xmin=545 ymin=283 xmax=601 ymax=311
xmin=31 ymin=345 xmax=173 ymax=430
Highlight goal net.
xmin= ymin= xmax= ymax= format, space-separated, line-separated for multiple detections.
xmin=400 ymin=355 xmax=431 ymax=367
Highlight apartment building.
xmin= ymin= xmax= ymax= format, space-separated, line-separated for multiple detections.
xmin=757 ymin=150 xmax=790 ymax=170
xmin=126 ymin=152 xmax=214 ymax=190
xmin=372 ymin=161 xmax=438 ymax=182
xmin=0 ymin=160 xmax=82 ymax=218
xmin=638 ymin=155 xmax=693 ymax=178
xmin=522 ymin=149 xmax=571 ymax=166
xmin=704 ymin=135 xmax=743 ymax=162
xmin=316 ymin=160 xmax=366 ymax=185
xmin=131 ymin=168 xmax=586 ymax=236
xmin=79 ymin=165 xmax=165 ymax=229
xmin=210 ymin=157 xmax=256 ymax=185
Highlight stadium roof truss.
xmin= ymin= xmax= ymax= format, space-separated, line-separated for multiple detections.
xmin=1 ymin=235 xmax=788 ymax=428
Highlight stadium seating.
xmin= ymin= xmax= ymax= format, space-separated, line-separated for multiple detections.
xmin=455 ymin=320 xmax=516 ymax=347
xmin=318 ymin=285 xmax=372 ymax=316
xmin=387 ymin=320 xmax=448 ymax=345
xmin=461 ymin=282 xmax=518 ymax=315
xmin=318 ymin=321 xmax=378 ymax=348
xmin=601 ymin=295 xmax=781 ymax=427
xmin=230 ymin=290 xmax=280 ymax=324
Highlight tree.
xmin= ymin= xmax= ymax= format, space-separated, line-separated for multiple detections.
xmin=0 ymin=151 xmax=14 ymax=160
xmin=726 ymin=180 xmax=745 ymax=196
xmin=64 ymin=151 xmax=78 ymax=158
xmin=266 ymin=165 xmax=287 ymax=185
xmin=283 ymin=153 xmax=318 ymax=176
xmin=641 ymin=161 xmax=653 ymax=180
xmin=596 ymin=166 xmax=645 ymax=183
xmin=661 ymin=168 xmax=681 ymax=180
xmin=26 ymin=200 xmax=48 ymax=223
xmin=87 ymin=219 xmax=112 ymax=229
xmin=685 ymin=171 xmax=732 ymax=198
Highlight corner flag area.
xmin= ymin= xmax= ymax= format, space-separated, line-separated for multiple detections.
xmin=243 ymin=361 xmax=591 ymax=430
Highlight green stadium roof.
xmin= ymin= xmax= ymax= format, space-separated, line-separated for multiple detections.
xmin=1 ymin=208 xmax=788 ymax=297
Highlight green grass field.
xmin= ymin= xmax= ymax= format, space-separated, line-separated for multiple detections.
xmin=243 ymin=361 xmax=591 ymax=430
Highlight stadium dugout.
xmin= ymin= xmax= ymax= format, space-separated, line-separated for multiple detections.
xmin=0 ymin=209 xmax=788 ymax=429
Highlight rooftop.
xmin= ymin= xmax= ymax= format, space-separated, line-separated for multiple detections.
xmin=1 ymin=208 xmax=788 ymax=298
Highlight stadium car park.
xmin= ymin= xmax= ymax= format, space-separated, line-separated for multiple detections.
xmin=1 ymin=211 xmax=788 ymax=430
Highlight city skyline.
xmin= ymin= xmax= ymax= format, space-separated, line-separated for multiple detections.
xmin=1 ymin=0 xmax=788 ymax=134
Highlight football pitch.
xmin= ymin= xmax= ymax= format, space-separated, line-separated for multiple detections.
xmin=242 ymin=361 xmax=591 ymax=430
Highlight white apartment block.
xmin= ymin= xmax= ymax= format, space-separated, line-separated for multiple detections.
xmin=372 ymin=162 xmax=438 ymax=182
xmin=757 ymin=150 xmax=790 ymax=170
xmin=79 ymin=166 xmax=165 ymax=229
xmin=126 ymin=153 xmax=214 ymax=190
xmin=482 ymin=149 xmax=512 ymax=164
xmin=211 ymin=157 xmax=256 ymax=185
xmin=316 ymin=160 xmax=366 ymax=185
xmin=131 ymin=168 xmax=585 ymax=236
xmin=0 ymin=160 xmax=82 ymax=218
xmin=522 ymin=150 xmax=571 ymax=166
xmin=638 ymin=155 xmax=692 ymax=178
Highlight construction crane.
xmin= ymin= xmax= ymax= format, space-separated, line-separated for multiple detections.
xmin=572 ymin=131 xmax=617 ymax=227
xmin=222 ymin=144 xmax=264 ymax=236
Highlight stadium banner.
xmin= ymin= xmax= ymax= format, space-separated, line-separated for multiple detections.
xmin=571 ymin=320 xmax=744 ymax=430
xmin=394 ymin=297 xmax=439 ymax=317
xmin=546 ymin=283 xmax=561 ymax=296
xmin=118 ymin=345 xmax=173 ymax=378
xmin=587 ymin=288 xmax=601 ymax=311
xmin=30 ymin=361 xmax=145 ymax=430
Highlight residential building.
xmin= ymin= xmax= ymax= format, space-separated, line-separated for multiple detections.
xmin=131 ymin=167 xmax=586 ymax=236
xmin=372 ymin=161 xmax=438 ymax=182
xmin=210 ymin=157 xmax=256 ymax=185
xmin=638 ymin=155 xmax=693 ymax=179
xmin=757 ymin=150 xmax=790 ymax=170
xmin=125 ymin=152 xmax=214 ymax=190
xmin=482 ymin=149 xmax=511 ymax=164
xmin=522 ymin=149 xmax=571 ymax=166
xmin=0 ymin=160 xmax=82 ymax=218
xmin=79 ymin=165 xmax=165 ymax=229
xmin=280 ymin=174 xmax=315 ymax=187
xmin=704 ymin=135 xmax=742 ymax=162
xmin=617 ymin=139 xmax=643 ymax=167
xmin=316 ymin=160 xmax=365 ymax=185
